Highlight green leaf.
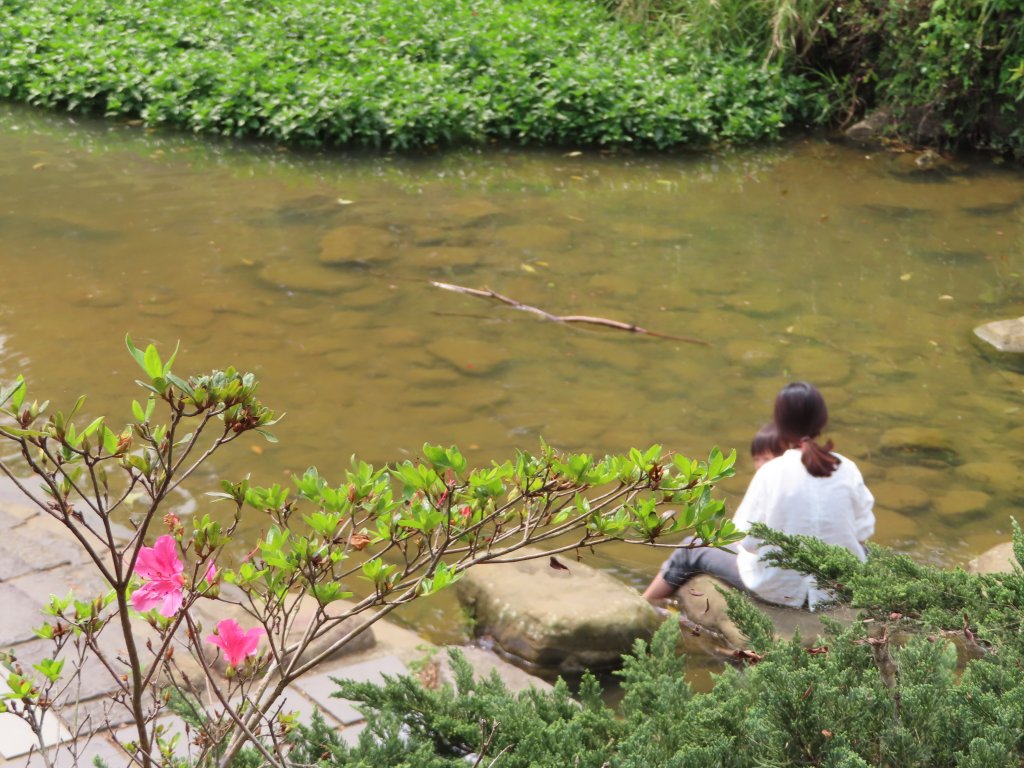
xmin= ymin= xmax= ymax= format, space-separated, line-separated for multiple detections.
xmin=131 ymin=399 xmax=146 ymax=422
xmin=163 ymin=340 xmax=180 ymax=375
xmin=143 ymin=344 xmax=163 ymax=380
xmin=32 ymin=658 xmax=64 ymax=683
xmin=67 ymin=394 xmax=87 ymax=422
xmin=0 ymin=376 xmax=25 ymax=411
xmin=255 ymin=428 xmax=278 ymax=443
xmin=125 ymin=334 xmax=147 ymax=372
xmin=82 ymin=416 xmax=104 ymax=439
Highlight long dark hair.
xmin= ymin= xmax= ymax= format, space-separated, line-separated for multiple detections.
xmin=773 ymin=381 xmax=840 ymax=478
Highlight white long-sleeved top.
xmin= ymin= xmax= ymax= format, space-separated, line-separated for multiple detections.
xmin=732 ymin=448 xmax=875 ymax=610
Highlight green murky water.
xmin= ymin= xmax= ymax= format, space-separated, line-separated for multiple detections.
xmin=2 ymin=103 xmax=1024 ymax=652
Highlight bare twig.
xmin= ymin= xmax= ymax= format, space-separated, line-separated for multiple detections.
xmin=430 ymin=282 xmax=708 ymax=345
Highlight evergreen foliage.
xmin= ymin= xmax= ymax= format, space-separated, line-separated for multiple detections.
xmin=291 ymin=527 xmax=1024 ymax=767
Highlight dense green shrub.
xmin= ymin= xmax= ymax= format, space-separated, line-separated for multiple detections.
xmin=610 ymin=0 xmax=1024 ymax=155
xmin=290 ymin=525 xmax=1024 ymax=767
xmin=0 ymin=0 xmax=814 ymax=150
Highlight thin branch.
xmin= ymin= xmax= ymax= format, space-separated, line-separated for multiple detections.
xmin=430 ymin=282 xmax=708 ymax=345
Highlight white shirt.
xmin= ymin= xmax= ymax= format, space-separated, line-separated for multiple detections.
xmin=732 ymin=449 xmax=875 ymax=609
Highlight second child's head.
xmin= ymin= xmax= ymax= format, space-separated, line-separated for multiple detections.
xmin=750 ymin=422 xmax=783 ymax=469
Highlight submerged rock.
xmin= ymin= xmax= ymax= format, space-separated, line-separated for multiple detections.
xmin=427 ymin=338 xmax=508 ymax=376
xmin=871 ymin=481 xmax=931 ymax=514
xmin=933 ymin=488 xmax=991 ymax=518
xmin=455 ymin=548 xmax=661 ymax=672
xmin=878 ymin=427 xmax=960 ymax=466
xmin=258 ymin=259 xmax=357 ymax=294
xmin=319 ymin=224 xmax=398 ymax=266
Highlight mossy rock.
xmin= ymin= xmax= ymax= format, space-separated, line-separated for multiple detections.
xmin=455 ymin=548 xmax=660 ymax=672
xmin=258 ymin=259 xmax=358 ymax=294
xmin=427 ymin=337 xmax=508 ymax=376
xmin=873 ymin=508 xmax=920 ymax=542
xmin=871 ymin=481 xmax=932 ymax=513
xmin=933 ymin=488 xmax=991 ymax=518
xmin=955 ymin=461 xmax=1024 ymax=497
xmin=675 ymin=575 xmax=855 ymax=651
xmin=972 ymin=317 xmax=1024 ymax=372
xmin=319 ymin=225 xmax=398 ymax=266
xmin=878 ymin=427 xmax=961 ymax=466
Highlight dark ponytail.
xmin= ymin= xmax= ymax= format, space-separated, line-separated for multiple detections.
xmin=774 ymin=382 xmax=841 ymax=478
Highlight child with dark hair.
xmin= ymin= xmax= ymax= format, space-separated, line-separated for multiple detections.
xmin=750 ymin=422 xmax=783 ymax=469
xmin=643 ymin=382 xmax=874 ymax=610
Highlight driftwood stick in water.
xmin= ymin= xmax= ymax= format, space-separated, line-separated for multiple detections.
xmin=430 ymin=281 xmax=708 ymax=346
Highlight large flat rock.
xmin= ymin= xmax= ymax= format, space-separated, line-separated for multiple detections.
xmin=455 ymin=548 xmax=660 ymax=672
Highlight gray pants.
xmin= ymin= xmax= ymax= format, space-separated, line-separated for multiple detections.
xmin=660 ymin=538 xmax=744 ymax=592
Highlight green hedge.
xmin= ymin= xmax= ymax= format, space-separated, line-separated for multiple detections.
xmin=0 ymin=0 xmax=815 ymax=150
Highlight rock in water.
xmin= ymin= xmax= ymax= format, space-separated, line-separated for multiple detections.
xmin=975 ymin=317 xmax=1024 ymax=351
xmin=455 ymin=548 xmax=660 ymax=672
xmin=676 ymin=575 xmax=855 ymax=650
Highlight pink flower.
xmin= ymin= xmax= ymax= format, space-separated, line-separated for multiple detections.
xmin=206 ymin=619 xmax=265 ymax=667
xmin=202 ymin=560 xmax=217 ymax=584
xmin=131 ymin=535 xmax=185 ymax=617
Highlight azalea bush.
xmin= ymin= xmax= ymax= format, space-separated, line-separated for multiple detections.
xmin=0 ymin=337 xmax=742 ymax=767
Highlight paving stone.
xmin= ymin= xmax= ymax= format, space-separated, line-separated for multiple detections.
xmin=66 ymin=694 xmax=141 ymax=736
xmin=14 ymin=638 xmax=124 ymax=703
xmin=0 ymin=583 xmax=44 ymax=646
xmin=0 ymin=551 xmax=34 ymax=582
xmin=2 ymin=734 xmax=128 ymax=768
xmin=271 ymin=688 xmax=341 ymax=728
xmin=8 ymin=565 xmax=108 ymax=609
xmin=338 ymin=720 xmax=367 ymax=748
xmin=293 ymin=655 xmax=407 ymax=726
xmin=0 ymin=679 xmax=72 ymax=759
xmin=0 ymin=527 xmax=77 ymax=573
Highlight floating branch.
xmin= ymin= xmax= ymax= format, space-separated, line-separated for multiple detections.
xmin=430 ymin=281 xmax=708 ymax=346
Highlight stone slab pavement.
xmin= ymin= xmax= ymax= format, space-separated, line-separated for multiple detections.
xmin=0 ymin=479 xmax=549 ymax=766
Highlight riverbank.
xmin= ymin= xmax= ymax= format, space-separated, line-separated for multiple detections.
xmin=0 ymin=0 xmax=814 ymax=151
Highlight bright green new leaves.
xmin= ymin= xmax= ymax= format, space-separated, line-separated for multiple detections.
xmin=418 ymin=562 xmax=462 ymax=596
xmin=361 ymin=557 xmax=398 ymax=592
xmin=421 ymin=444 xmax=467 ymax=476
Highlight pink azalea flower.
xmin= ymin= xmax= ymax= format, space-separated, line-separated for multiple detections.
xmin=206 ymin=619 xmax=265 ymax=667
xmin=202 ymin=560 xmax=217 ymax=584
xmin=131 ymin=535 xmax=185 ymax=617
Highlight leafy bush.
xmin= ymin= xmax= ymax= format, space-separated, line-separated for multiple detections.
xmin=302 ymin=552 xmax=1024 ymax=768
xmin=294 ymin=524 xmax=1024 ymax=767
xmin=0 ymin=0 xmax=814 ymax=149
xmin=0 ymin=338 xmax=741 ymax=767
xmin=298 ymin=615 xmax=1024 ymax=767
xmin=609 ymin=0 xmax=1024 ymax=155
